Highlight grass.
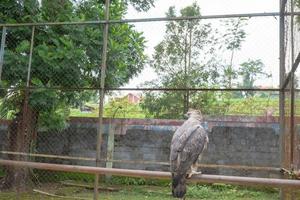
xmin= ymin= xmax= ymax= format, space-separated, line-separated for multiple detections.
xmin=0 ymin=181 xmax=282 ymax=200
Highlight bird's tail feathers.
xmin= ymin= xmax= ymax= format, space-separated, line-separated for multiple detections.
xmin=172 ymin=173 xmax=186 ymax=198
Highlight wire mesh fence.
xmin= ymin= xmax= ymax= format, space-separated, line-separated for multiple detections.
xmin=0 ymin=0 xmax=299 ymax=199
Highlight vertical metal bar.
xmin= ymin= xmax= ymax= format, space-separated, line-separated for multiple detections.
xmin=289 ymin=2 xmax=296 ymax=199
xmin=15 ymin=25 xmax=35 ymax=196
xmin=280 ymin=0 xmax=287 ymax=168
xmin=187 ymin=27 xmax=192 ymax=112
xmin=279 ymin=0 xmax=287 ymax=199
xmin=26 ymin=26 xmax=35 ymax=87
xmin=18 ymin=26 xmax=35 ymax=162
xmin=297 ymin=125 xmax=300 ymax=171
xmin=0 ymin=26 xmax=7 ymax=81
xmin=94 ymin=0 xmax=110 ymax=199
xmin=22 ymin=26 xmax=35 ymax=162
xmin=290 ymin=0 xmax=295 ymax=170
xmin=21 ymin=26 xmax=35 ymax=155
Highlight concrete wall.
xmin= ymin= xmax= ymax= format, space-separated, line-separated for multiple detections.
xmin=0 ymin=117 xmax=281 ymax=178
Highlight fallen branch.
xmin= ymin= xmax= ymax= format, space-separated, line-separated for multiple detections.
xmin=33 ymin=189 xmax=90 ymax=200
xmin=60 ymin=180 xmax=119 ymax=192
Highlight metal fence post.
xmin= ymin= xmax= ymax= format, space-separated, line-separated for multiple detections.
xmin=94 ymin=0 xmax=110 ymax=199
xmin=0 ymin=26 xmax=6 ymax=81
xmin=279 ymin=0 xmax=288 ymax=199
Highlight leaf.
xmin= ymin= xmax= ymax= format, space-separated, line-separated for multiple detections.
xmin=16 ymin=40 xmax=30 ymax=53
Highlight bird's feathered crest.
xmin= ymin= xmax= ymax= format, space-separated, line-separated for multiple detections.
xmin=185 ymin=109 xmax=203 ymax=121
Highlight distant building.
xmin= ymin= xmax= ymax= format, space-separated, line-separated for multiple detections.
xmin=126 ymin=93 xmax=141 ymax=104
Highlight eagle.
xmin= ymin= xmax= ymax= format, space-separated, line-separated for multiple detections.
xmin=170 ymin=109 xmax=209 ymax=199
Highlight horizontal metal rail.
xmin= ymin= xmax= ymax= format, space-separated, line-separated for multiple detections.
xmin=0 ymin=86 xmax=281 ymax=92
xmin=5 ymin=86 xmax=300 ymax=92
xmin=108 ymin=87 xmax=280 ymax=92
xmin=0 ymin=159 xmax=299 ymax=188
xmin=1 ymin=151 xmax=96 ymax=161
xmin=0 ymin=151 xmax=281 ymax=172
xmin=0 ymin=12 xmax=300 ymax=27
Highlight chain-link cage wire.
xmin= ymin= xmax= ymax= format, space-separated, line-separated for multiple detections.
xmin=0 ymin=170 xmax=96 ymax=199
xmin=285 ymin=0 xmax=300 ymax=75
xmin=0 ymin=26 xmax=33 ymax=194
xmin=293 ymin=1 xmax=300 ymax=90
xmin=28 ymin=23 xmax=104 ymax=190
xmin=294 ymin=5 xmax=300 ymax=64
xmin=295 ymin=87 xmax=300 ymax=189
xmin=285 ymin=0 xmax=300 ymax=176
xmin=293 ymin=3 xmax=300 ymax=184
xmin=281 ymin=2 xmax=300 ymax=198
xmin=102 ymin=90 xmax=281 ymax=178
xmin=0 ymin=8 xmax=293 ymax=200
xmin=293 ymin=1 xmax=300 ymax=193
xmin=120 ymin=18 xmax=278 ymax=90
xmin=0 ymin=24 xmax=104 ymax=194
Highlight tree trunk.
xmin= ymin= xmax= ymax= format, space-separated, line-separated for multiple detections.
xmin=1 ymin=97 xmax=39 ymax=191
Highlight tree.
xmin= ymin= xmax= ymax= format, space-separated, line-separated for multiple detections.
xmin=221 ymin=18 xmax=248 ymax=88
xmin=141 ymin=3 xmax=248 ymax=118
xmin=0 ymin=0 xmax=151 ymax=190
xmin=141 ymin=3 xmax=218 ymax=118
xmin=238 ymin=59 xmax=270 ymax=97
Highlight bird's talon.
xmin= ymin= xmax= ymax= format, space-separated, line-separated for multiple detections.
xmin=187 ymin=171 xmax=202 ymax=179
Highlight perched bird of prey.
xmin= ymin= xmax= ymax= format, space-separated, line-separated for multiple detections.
xmin=170 ymin=109 xmax=208 ymax=199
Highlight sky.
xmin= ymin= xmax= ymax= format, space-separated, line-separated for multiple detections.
xmin=122 ymin=0 xmax=280 ymax=89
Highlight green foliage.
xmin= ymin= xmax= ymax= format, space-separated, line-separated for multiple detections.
xmin=141 ymin=3 xmax=252 ymax=119
xmin=123 ymin=0 xmax=155 ymax=12
xmin=109 ymin=176 xmax=169 ymax=186
xmin=0 ymin=168 xmax=283 ymax=200
xmin=38 ymin=107 xmax=70 ymax=131
xmin=0 ymin=181 xmax=280 ymax=200
xmin=223 ymin=18 xmax=248 ymax=51
xmin=296 ymin=0 xmax=300 ymax=24
xmin=0 ymin=0 xmax=149 ymax=130
xmin=141 ymin=93 xmax=279 ymax=118
xmin=226 ymin=96 xmax=279 ymax=116
xmin=142 ymin=3 xmax=218 ymax=118
xmin=104 ymin=95 xmax=147 ymax=118
xmin=187 ymin=184 xmax=278 ymax=200
xmin=219 ymin=17 xmax=248 ymax=88
xmin=141 ymin=91 xmax=185 ymax=119
xmin=33 ymin=169 xmax=94 ymax=183
xmin=110 ymin=176 xmax=147 ymax=185
xmin=67 ymin=95 xmax=282 ymax=118
xmin=238 ymin=59 xmax=271 ymax=97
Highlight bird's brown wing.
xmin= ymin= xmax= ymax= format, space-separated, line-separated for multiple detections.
xmin=170 ymin=125 xmax=207 ymax=174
